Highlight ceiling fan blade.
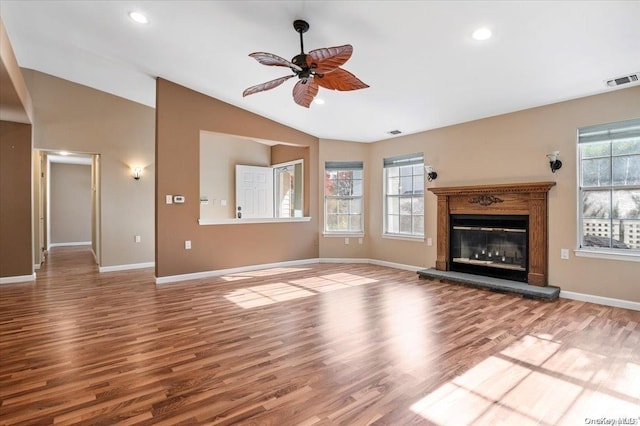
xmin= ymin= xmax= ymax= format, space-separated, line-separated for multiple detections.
xmin=292 ymin=79 xmax=319 ymax=108
xmin=249 ymin=52 xmax=302 ymax=72
xmin=315 ymin=68 xmax=369 ymax=91
xmin=243 ymin=75 xmax=294 ymax=97
xmin=307 ymin=44 xmax=353 ymax=73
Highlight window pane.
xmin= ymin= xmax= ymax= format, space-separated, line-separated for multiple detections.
xmin=413 ymin=215 xmax=424 ymax=235
xmin=613 ymin=190 xmax=640 ymax=220
xmin=413 ymin=175 xmax=424 ymax=194
xmin=387 ymin=215 xmax=399 ymax=234
xmin=352 ymin=170 xmax=363 ymax=179
xmin=326 ymin=214 xmax=339 ymax=231
xmin=350 ymin=215 xmax=362 ymax=231
xmin=582 ymin=217 xmax=612 ymax=249
xmin=581 ymin=158 xmax=611 ymax=186
xmin=583 ymin=191 xmax=611 ymax=219
xmin=413 ymin=164 xmax=424 ymax=176
xmin=336 ymin=179 xmax=353 ymax=196
xmin=581 ymin=141 xmax=610 ymax=159
xmin=400 ymin=165 xmax=413 ymax=177
xmin=350 ymin=198 xmax=362 ymax=214
xmin=399 ymin=197 xmax=412 ymax=214
xmin=387 ymin=197 xmax=399 ymax=215
xmin=387 ymin=176 xmax=400 ymax=195
xmin=326 ymin=198 xmax=338 ymax=214
xmin=352 ymin=179 xmax=363 ymax=196
xmin=399 ymin=215 xmax=412 ymax=233
xmin=338 ymin=199 xmax=349 ymax=214
xmin=387 ymin=166 xmax=399 ymax=178
xmin=612 ymin=155 xmax=640 ymax=185
xmin=337 ymin=214 xmax=349 ymax=230
xmin=412 ymin=197 xmax=424 ymax=215
xmin=400 ymin=175 xmax=413 ymax=194
xmin=612 ymin=138 xmax=640 ymax=156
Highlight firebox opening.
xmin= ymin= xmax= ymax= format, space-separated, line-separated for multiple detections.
xmin=450 ymin=214 xmax=529 ymax=282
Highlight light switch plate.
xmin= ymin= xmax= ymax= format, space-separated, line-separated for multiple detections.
xmin=165 ymin=195 xmax=173 ymax=204
xmin=561 ymin=248 xmax=569 ymax=259
xmin=185 ymin=240 xmax=191 ymax=250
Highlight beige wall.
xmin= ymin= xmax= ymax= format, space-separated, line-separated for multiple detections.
xmin=317 ymin=86 xmax=640 ymax=302
xmin=318 ymin=139 xmax=370 ymax=259
xmin=156 ymin=78 xmax=319 ymax=277
xmin=49 ymin=163 xmax=91 ymax=244
xmin=23 ymin=70 xmax=155 ymax=267
xmin=0 ymin=121 xmax=33 ymax=278
xmin=200 ymin=132 xmax=271 ymax=221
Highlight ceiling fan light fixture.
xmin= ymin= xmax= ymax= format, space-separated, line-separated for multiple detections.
xmin=128 ymin=11 xmax=149 ymax=25
xmin=472 ymin=27 xmax=492 ymax=41
xmin=313 ymin=98 xmax=325 ymax=105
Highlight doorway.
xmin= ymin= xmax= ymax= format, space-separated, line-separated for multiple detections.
xmin=35 ymin=150 xmax=101 ymax=267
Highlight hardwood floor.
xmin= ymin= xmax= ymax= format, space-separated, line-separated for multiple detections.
xmin=1 ymin=246 xmax=639 ymax=425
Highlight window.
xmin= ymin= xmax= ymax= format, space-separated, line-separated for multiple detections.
xmin=383 ymin=153 xmax=424 ymax=237
xmin=578 ymin=118 xmax=640 ymax=254
xmin=324 ymin=161 xmax=364 ymax=234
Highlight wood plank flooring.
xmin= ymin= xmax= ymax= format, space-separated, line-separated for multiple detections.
xmin=1 ymin=246 xmax=639 ymax=425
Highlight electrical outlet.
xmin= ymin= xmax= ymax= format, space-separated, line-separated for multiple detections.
xmin=344 ymin=237 xmax=350 ymax=245
xmin=427 ymin=237 xmax=433 ymax=246
xmin=561 ymin=248 xmax=569 ymax=260
xmin=185 ymin=240 xmax=191 ymax=250
xmin=358 ymin=238 xmax=363 ymax=245
xmin=134 ymin=235 xmax=141 ymax=243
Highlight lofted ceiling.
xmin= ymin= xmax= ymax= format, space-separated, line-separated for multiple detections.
xmin=1 ymin=1 xmax=639 ymax=142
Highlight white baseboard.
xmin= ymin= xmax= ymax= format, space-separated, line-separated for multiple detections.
xmin=368 ymin=259 xmax=423 ymax=272
xmin=99 ymin=262 xmax=155 ymax=273
xmin=157 ymin=257 xmax=424 ymax=285
xmin=318 ymin=257 xmax=371 ymax=264
xmin=560 ymin=290 xmax=640 ymax=312
xmin=156 ymin=258 xmax=320 ymax=284
xmin=49 ymin=242 xmax=91 ymax=248
xmin=0 ymin=273 xmax=36 ymax=284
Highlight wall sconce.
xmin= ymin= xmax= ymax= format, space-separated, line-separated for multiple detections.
xmin=546 ymin=151 xmax=562 ymax=173
xmin=425 ymin=165 xmax=438 ymax=182
xmin=131 ymin=167 xmax=143 ymax=180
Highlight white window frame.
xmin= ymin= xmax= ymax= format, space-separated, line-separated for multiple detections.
xmin=576 ymin=118 xmax=640 ymax=262
xmin=383 ymin=153 xmax=424 ymax=239
xmin=273 ymin=159 xmax=303 ymax=218
xmin=323 ymin=161 xmax=364 ymax=236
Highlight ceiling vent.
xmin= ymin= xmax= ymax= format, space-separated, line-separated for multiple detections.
xmin=387 ymin=130 xmax=402 ymax=135
xmin=605 ymin=72 xmax=639 ymax=88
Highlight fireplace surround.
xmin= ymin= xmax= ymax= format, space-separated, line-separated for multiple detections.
xmin=429 ymin=182 xmax=555 ymax=286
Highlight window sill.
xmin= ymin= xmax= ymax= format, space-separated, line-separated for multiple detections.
xmin=574 ymin=248 xmax=640 ymax=263
xmin=322 ymin=232 xmax=365 ymax=238
xmin=199 ymin=217 xmax=312 ymax=225
xmin=382 ymin=234 xmax=425 ymax=242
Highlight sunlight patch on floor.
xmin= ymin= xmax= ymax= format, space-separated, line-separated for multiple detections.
xmin=224 ymin=282 xmax=315 ymax=308
xmin=410 ymin=334 xmax=640 ymax=425
xmin=224 ymin=272 xmax=379 ymax=309
xmin=221 ymin=267 xmax=312 ymax=282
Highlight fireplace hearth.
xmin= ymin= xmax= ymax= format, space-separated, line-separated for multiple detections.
xmin=429 ymin=182 xmax=555 ymax=286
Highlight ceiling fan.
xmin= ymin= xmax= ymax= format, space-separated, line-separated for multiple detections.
xmin=243 ymin=20 xmax=369 ymax=108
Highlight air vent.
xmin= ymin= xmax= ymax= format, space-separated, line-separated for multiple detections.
xmin=387 ymin=130 xmax=402 ymax=135
xmin=605 ymin=72 xmax=639 ymax=88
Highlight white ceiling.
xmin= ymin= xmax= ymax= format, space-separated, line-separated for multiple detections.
xmin=1 ymin=1 xmax=639 ymax=143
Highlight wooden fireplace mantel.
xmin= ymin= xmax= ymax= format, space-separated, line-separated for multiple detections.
xmin=428 ymin=182 xmax=556 ymax=286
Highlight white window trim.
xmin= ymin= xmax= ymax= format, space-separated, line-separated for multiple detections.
xmin=574 ymin=248 xmax=640 ymax=262
xmin=382 ymin=155 xmax=425 ymax=238
xmin=576 ymin=118 xmax=640 ymax=260
xmin=323 ymin=162 xmax=364 ymax=234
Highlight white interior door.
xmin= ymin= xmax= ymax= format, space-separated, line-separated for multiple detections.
xmin=235 ymin=165 xmax=273 ymax=218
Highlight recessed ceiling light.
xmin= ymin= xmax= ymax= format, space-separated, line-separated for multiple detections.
xmin=313 ymin=98 xmax=325 ymax=105
xmin=129 ymin=11 xmax=149 ymax=25
xmin=472 ymin=27 xmax=492 ymax=41
xmin=387 ymin=130 xmax=402 ymax=135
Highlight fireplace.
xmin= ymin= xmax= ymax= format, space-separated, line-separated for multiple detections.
xmin=429 ymin=182 xmax=555 ymax=286
xmin=450 ymin=214 xmax=528 ymax=282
